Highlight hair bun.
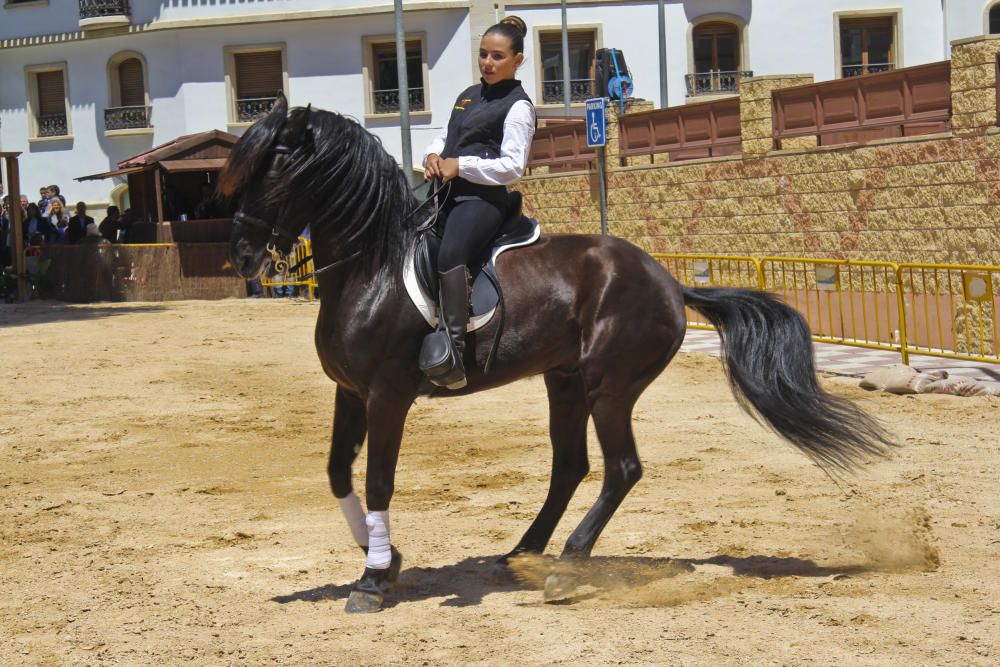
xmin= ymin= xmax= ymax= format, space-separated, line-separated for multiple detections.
xmin=500 ymin=15 xmax=527 ymax=38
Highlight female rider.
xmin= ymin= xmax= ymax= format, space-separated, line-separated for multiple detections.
xmin=421 ymin=15 xmax=535 ymax=389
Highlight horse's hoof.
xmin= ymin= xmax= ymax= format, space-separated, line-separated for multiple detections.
xmin=543 ymin=572 xmax=578 ymax=602
xmin=496 ymin=550 xmax=521 ymax=566
xmin=344 ymin=548 xmax=403 ymax=614
xmin=344 ymin=590 xmax=383 ymax=614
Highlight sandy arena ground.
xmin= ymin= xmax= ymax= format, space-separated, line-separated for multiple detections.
xmin=1 ymin=299 xmax=998 ymax=665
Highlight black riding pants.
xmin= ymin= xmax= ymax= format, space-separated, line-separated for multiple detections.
xmin=437 ymin=197 xmax=505 ymax=274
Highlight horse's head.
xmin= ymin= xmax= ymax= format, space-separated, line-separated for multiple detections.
xmin=217 ymin=93 xmax=314 ymax=278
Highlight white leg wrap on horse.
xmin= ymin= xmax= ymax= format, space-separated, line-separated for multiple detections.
xmin=338 ymin=492 xmax=369 ymax=548
xmin=365 ymin=511 xmax=391 ymax=570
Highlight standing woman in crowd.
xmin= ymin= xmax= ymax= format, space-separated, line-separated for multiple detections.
xmin=420 ymin=15 xmax=535 ymax=389
xmin=47 ymin=198 xmax=69 ymax=244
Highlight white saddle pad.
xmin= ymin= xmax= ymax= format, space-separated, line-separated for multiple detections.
xmin=402 ymin=221 xmax=541 ymax=332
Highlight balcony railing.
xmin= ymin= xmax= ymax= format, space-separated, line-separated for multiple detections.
xmin=236 ymin=97 xmax=278 ymax=123
xmin=78 ymin=0 xmax=131 ymax=29
xmin=104 ymin=105 xmax=151 ymax=131
xmin=372 ymin=88 xmax=425 ymax=114
xmin=542 ymin=79 xmax=595 ymax=104
xmin=38 ymin=113 xmax=68 ymax=138
xmin=842 ymin=63 xmax=895 ymax=78
xmin=685 ymin=70 xmax=753 ymax=97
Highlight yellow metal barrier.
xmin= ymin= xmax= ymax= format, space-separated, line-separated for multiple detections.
xmin=652 ymin=253 xmax=762 ymax=329
xmin=653 ymin=252 xmax=1000 ymax=369
xmin=759 ymin=257 xmax=905 ymax=358
xmin=896 ymin=263 xmax=1000 ymax=365
xmin=260 ymin=236 xmax=318 ymax=301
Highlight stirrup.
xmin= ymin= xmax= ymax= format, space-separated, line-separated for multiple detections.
xmin=418 ymin=330 xmax=467 ymax=389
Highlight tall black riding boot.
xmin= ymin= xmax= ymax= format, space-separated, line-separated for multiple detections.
xmin=423 ymin=265 xmax=471 ymax=389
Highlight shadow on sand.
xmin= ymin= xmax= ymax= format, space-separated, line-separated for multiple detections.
xmin=0 ymin=303 xmax=168 ymax=328
xmin=271 ymin=552 xmax=876 ymax=609
xmin=272 ymin=554 xmax=526 ymax=609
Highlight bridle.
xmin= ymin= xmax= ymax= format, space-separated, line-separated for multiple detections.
xmin=232 ymin=143 xmax=300 ymax=275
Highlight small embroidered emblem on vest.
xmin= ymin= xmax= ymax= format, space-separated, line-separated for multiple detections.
xmin=454 ymin=98 xmax=473 ymax=110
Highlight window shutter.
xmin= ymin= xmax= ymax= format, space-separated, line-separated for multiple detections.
xmin=118 ymin=59 xmax=145 ymax=106
xmin=235 ymin=51 xmax=283 ymax=99
xmin=37 ymin=70 xmax=65 ymax=115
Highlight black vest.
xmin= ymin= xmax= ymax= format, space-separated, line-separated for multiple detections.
xmin=441 ymin=78 xmax=533 ymax=203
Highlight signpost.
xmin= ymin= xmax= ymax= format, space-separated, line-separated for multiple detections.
xmin=586 ymin=97 xmax=609 ymax=236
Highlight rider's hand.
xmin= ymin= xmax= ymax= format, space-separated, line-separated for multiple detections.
xmin=423 ymin=154 xmax=441 ymax=181
xmin=438 ymin=158 xmax=460 ymax=183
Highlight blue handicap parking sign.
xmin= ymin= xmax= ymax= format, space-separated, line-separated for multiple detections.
xmin=585 ymin=97 xmax=606 ymax=148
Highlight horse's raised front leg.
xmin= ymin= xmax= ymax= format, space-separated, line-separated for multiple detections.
xmin=503 ymin=369 xmax=590 ymax=561
xmin=328 ymin=386 xmax=369 ymax=550
xmin=344 ymin=386 xmax=411 ymax=613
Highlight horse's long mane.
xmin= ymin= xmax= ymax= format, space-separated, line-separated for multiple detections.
xmin=218 ymin=102 xmax=419 ymax=277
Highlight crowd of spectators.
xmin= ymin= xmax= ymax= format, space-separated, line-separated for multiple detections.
xmin=1 ymin=183 xmax=138 ymax=267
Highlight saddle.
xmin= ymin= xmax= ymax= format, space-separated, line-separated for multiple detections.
xmin=403 ymin=191 xmax=541 ymax=335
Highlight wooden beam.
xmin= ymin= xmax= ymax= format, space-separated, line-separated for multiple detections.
xmin=3 ymin=155 xmax=28 ymax=301
xmin=153 ymin=165 xmax=165 ymax=242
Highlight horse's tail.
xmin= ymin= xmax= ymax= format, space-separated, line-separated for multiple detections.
xmin=681 ymin=286 xmax=894 ymax=472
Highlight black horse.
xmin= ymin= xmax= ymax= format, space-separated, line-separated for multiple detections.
xmin=217 ymin=95 xmax=892 ymax=613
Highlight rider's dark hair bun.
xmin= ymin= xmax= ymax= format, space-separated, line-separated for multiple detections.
xmin=500 ymin=16 xmax=527 ymax=38
xmin=486 ymin=15 xmax=527 ymax=54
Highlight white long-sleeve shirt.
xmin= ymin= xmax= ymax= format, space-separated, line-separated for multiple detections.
xmin=422 ymin=100 xmax=535 ymax=186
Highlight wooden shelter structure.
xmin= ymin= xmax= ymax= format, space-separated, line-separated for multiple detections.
xmin=31 ymin=129 xmax=248 ymax=302
xmin=77 ymin=129 xmax=239 ymax=243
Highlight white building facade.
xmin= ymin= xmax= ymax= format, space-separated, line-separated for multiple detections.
xmin=2 ymin=0 xmax=999 ymax=210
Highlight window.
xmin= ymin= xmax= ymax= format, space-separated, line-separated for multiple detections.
xmin=538 ymin=29 xmax=597 ymax=104
xmin=693 ymin=22 xmax=739 ymax=73
xmin=990 ymin=5 xmax=1000 ymax=34
xmin=26 ymin=64 xmax=70 ymax=139
xmin=371 ymin=40 xmax=424 ymax=114
xmin=234 ymin=51 xmax=283 ymax=122
xmin=840 ymin=17 xmax=894 ymax=77
xmin=688 ymin=21 xmax=746 ymax=96
xmin=224 ymin=45 xmax=287 ymax=125
xmin=118 ymin=59 xmax=144 ymax=107
xmin=106 ymin=52 xmax=151 ymax=132
xmin=361 ymin=34 xmax=429 ymax=117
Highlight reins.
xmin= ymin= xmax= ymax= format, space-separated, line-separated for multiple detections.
xmin=283 ymin=179 xmax=452 ymax=281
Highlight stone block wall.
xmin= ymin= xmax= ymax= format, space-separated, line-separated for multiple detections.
xmin=951 ymin=34 xmax=1000 ymax=135
xmin=516 ymin=36 xmax=1000 ymax=267
xmin=739 ymin=74 xmax=814 ymax=156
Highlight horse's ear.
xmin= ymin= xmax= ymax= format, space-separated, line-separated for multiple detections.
xmin=284 ymin=104 xmax=313 ymax=149
xmin=269 ymin=91 xmax=288 ymax=121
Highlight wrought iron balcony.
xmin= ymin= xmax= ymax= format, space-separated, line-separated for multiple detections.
xmin=842 ymin=63 xmax=895 ymax=78
xmin=542 ymin=79 xmax=594 ymax=104
xmin=78 ymin=0 xmax=131 ymax=30
xmin=38 ymin=113 xmax=68 ymax=138
xmin=372 ymin=88 xmax=425 ymax=114
xmin=236 ymin=97 xmax=278 ymax=123
xmin=104 ymin=105 xmax=151 ymax=131
xmin=685 ymin=70 xmax=752 ymax=97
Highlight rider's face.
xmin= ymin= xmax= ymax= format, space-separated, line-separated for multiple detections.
xmin=478 ymin=33 xmax=522 ymax=85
